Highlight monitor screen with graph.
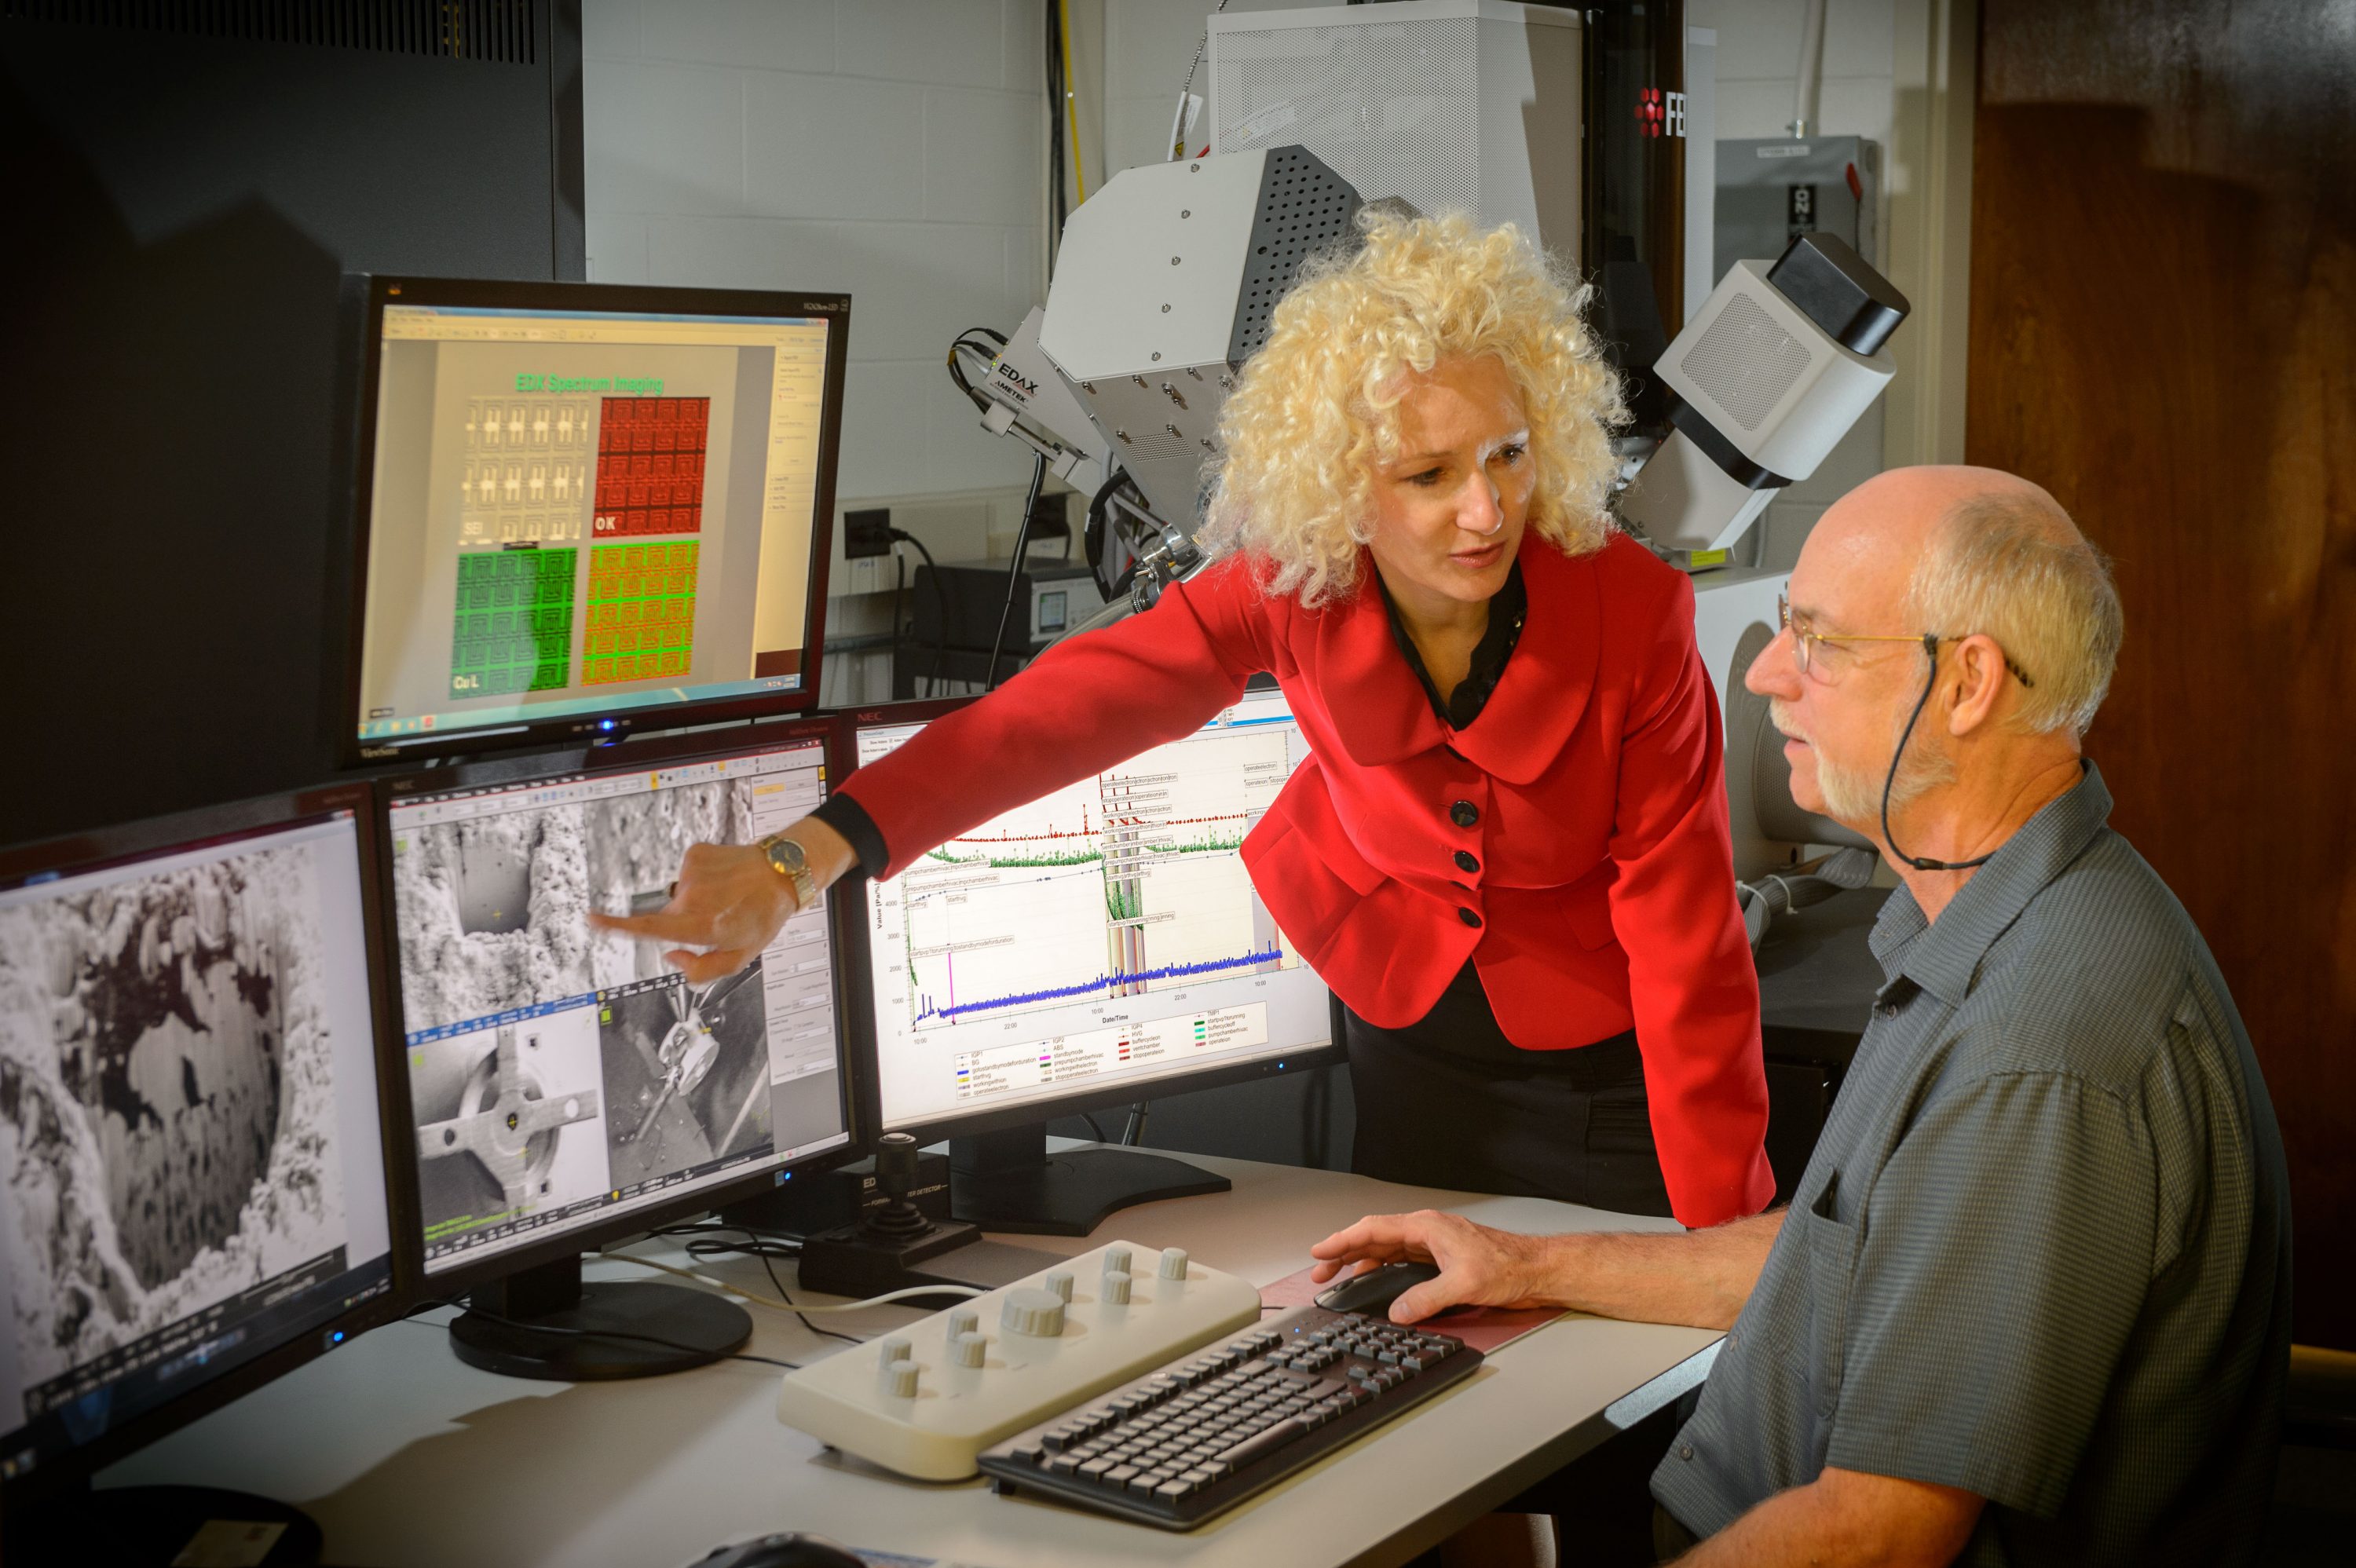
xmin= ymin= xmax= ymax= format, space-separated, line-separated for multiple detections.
xmin=843 ymin=687 xmax=1341 ymax=1135
xmin=344 ymin=276 xmax=849 ymax=763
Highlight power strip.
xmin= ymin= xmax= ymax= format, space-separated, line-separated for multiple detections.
xmin=775 ymin=1241 xmax=1263 ymax=1481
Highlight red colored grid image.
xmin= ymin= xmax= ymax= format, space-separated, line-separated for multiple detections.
xmin=592 ymin=396 xmax=710 ymax=539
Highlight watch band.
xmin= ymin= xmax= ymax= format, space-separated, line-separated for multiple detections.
xmin=756 ymin=831 xmax=818 ymax=910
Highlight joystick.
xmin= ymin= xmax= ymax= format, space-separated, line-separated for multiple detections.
xmin=862 ymin=1134 xmax=938 ymax=1239
xmin=793 ymin=1133 xmax=991 ymax=1299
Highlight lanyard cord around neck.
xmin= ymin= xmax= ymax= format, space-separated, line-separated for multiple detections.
xmin=1881 ymin=635 xmax=1998 ymax=873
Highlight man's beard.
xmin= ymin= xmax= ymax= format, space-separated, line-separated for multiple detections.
xmin=1771 ymin=696 xmax=1956 ymax=828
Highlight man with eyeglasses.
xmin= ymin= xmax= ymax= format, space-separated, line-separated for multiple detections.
xmin=1310 ymin=466 xmax=2290 ymax=1566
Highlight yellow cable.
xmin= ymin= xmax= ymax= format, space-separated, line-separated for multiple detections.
xmin=1059 ymin=0 xmax=1085 ymax=201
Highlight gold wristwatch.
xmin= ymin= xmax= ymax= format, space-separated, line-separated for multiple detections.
xmin=755 ymin=831 xmax=818 ymax=911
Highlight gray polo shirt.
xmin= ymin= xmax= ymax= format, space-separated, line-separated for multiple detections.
xmin=1652 ymin=763 xmax=2290 ymax=1565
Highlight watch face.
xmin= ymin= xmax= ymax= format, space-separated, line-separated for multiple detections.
xmin=768 ymin=837 xmax=807 ymax=871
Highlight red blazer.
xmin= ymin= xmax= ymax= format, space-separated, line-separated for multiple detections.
xmin=839 ymin=531 xmax=1774 ymax=1226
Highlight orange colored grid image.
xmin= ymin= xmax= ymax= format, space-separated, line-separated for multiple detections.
xmin=580 ymin=539 xmax=699 ymax=685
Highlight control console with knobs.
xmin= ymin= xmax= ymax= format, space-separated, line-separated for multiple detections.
xmin=774 ymin=1241 xmax=1262 ymax=1481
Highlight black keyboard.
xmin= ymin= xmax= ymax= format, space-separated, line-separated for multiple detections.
xmin=977 ymin=1305 xmax=1483 ymax=1529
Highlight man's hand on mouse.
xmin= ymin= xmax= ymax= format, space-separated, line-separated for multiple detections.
xmin=1308 ymin=1209 xmax=1554 ymax=1324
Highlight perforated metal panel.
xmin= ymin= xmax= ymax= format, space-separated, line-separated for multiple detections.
xmin=1679 ymin=294 xmax=1812 ymax=433
xmin=1216 ymin=15 xmax=1479 ymax=225
xmin=1227 ymin=145 xmax=1360 ymax=365
xmin=1 ymin=0 xmax=540 ymax=61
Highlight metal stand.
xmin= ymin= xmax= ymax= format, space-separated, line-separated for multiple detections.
xmin=947 ymin=1124 xmax=1231 ymax=1236
xmin=446 ymin=1253 xmax=752 ymax=1381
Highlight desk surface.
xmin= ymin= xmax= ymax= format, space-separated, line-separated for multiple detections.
xmin=104 ymin=1150 xmax=1719 ymax=1568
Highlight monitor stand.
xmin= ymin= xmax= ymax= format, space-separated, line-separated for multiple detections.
xmin=445 ymin=1252 xmax=752 ymax=1380
xmin=947 ymin=1123 xmax=1231 ymax=1236
xmin=5 ymin=1480 xmax=322 ymax=1566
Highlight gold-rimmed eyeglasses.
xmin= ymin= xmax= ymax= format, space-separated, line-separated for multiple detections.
xmin=1776 ymin=593 xmax=2034 ymax=688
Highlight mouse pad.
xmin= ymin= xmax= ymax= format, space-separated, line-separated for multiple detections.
xmin=1258 ymin=1264 xmax=1567 ymax=1354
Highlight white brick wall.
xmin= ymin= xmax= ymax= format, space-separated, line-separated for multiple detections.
xmin=583 ymin=0 xmax=1066 ymax=699
xmin=1689 ymin=0 xmax=1905 ymax=564
xmin=580 ymin=2 xmax=1935 ymax=685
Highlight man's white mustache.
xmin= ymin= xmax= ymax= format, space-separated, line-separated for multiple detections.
xmin=1768 ymin=700 xmax=1809 ymax=744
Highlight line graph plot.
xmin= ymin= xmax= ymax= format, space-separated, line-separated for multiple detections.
xmin=865 ymin=712 xmax=1305 ymax=1036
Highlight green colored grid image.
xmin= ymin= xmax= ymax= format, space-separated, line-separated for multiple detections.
xmin=450 ymin=548 xmax=576 ymax=698
xmin=582 ymin=539 xmax=699 ymax=685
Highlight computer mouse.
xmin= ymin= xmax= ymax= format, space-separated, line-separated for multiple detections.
xmin=690 ymin=1533 xmax=864 ymax=1568
xmin=1315 ymin=1259 xmax=1444 ymax=1317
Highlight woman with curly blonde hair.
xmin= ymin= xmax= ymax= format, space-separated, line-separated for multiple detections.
xmin=613 ymin=210 xmax=1772 ymax=1227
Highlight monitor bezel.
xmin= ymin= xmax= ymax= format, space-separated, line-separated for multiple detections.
xmin=335 ymin=273 xmax=851 ymax=770
xmin=0 ymin=783 xmax=415 ymax=1506
xmin=371 ymin=716 xmax=865 ymax=1299
xmin=827 ymin=696 xmax=1350 ymax=1150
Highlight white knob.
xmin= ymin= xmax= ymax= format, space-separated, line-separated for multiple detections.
xmin=1101 ymin=1270 xmax=1132 ymax=1305
xmin=952 ymin=1332 xmax=988 ymax=1368
xmin=1044 ymin=1270 xmax=1074 ymax=1303
xmin=879 ymin=1336 xmax=911 ymax=1366
xmin=882 ymin=1361 xmax=919 ymax=1399
xmin=1001 ymin=1287 xmax=1066 ymax=1338
xmin=946 ymin=1309 xmax=979 ymax=1341
xmin=1159 ymin=1247 xmax=1190 ymax=1281
xmin=1102 ymin=1247 xmax=1132 ymax=1277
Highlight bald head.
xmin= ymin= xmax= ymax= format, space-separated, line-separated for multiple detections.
xmin=1812 ymin=465 xmax=2071 ymax=582
xmin=1805 ymin=464 xmax=2120 ymax=736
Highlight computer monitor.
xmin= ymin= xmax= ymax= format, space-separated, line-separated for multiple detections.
xmin=835 ymin=685 xmax=1347 ymax=1234
xmin=342 ymin=276 xmax=851 ymax=764
xmin=379 ymin=718 xmax=858 ymax=1379
xmin=0 ymin=784 xmax=401 ymax=1556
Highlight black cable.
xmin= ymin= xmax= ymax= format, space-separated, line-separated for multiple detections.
xmin=1045 ymin=0 xmax=1066 ymax=268
xmin=888 ymin=549 xmax=907 ymax=700
xmin=887 ymin=528 xmax=950 ymax=696
xmin=946 ymin=331 xmax=1005 ymax=413
xmin=986 ymin=451 xmax=1051 ymax=692
xmin=1085 ymin=463 xmax=1144 ymax=603
xmin=1079 ymin=1112 xmax=1107 ymax=1142
xmin=1879 ymin=638 xmax=1999 ymax=873
xmin=661 ymin=1223 xmax=865 ymax=1347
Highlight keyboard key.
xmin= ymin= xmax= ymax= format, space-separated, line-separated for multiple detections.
xmin=1077 ymin=1459 xmax=1116 ymax=1480
xmin=1180 ymin=1467 xmax=1214 ymax=1486
xmin=1048 ymin=1454 xmax=1082 ymax=1475
xmin=1154 ymin=1479 xmax=1195 ymax=1502
xmin=1105 ymin=1464 xmax=1140 ymax=1486
xmin=1010 ymin=1442 xmax=1045 ymax=1465
xmin=1216 ymin=1417 xmax=1313 ymax=1470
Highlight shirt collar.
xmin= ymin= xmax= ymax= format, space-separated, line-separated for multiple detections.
xmin=1315 ymin=535 xmax=1597 ymax=779
xmin=1377 ymin=559 xmax=1528 ymax=729
xmin=1867 ymin=761 xmax=2115 ymax=1003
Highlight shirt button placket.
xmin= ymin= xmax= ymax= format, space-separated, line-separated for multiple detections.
xmin=1447 ymin=799 xmax=1483 ymax=927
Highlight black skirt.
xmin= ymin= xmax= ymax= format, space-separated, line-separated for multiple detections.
xmin=1342 ymin=962 xmax=1675 ymax=1219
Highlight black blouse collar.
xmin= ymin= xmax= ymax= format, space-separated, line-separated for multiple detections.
xmin=1377 ymin=559 xmax=1529 ymax=730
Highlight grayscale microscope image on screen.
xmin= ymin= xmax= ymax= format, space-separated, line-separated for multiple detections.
xmin=0 ymin=815 xmax=392 ymax=1446
xmin=386 ymin=740 xmax=847 ymax=1273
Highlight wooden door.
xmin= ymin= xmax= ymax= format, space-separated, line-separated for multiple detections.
xmin=1970 ymin=0 xmax=2356 ymax=1344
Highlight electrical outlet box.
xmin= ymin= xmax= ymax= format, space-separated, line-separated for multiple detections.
xmin=845 ymin=507 xmax=893 ymax=559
